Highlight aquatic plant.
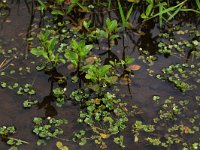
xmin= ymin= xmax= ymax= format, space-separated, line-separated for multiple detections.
xmin=72 ymin=92 xmax=128 ymax=148
xmin=0 ymin=126 xmax=28 ymax=149
xmin=33 ymin=117 xmax=67 ymax=146
xmin=156 ymin=63 xmax=199 ymax=92
xmin=31 ymin=30 xmax=66 ymax=71
xmin=117 ymin=0 xmax=135 ymax=28
xmin=64 ymin=39 xmax=93 ymax=69
xmin=132 ymin=96 xmax=200 ymax=149
xmin=1 ymin=0 xmax=200 ymax=149
xmin=141 ymin=0 xmax=200 ymax=27
xmin=53 ymin=87 xmax=66 ymax=107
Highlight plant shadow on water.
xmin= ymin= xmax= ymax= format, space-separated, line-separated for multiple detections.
xmin=0 ymin=0 xmax=200 ymax=150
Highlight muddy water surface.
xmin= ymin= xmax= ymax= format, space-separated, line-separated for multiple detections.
xmin=0 ymin=1 xmax=200 ymax=150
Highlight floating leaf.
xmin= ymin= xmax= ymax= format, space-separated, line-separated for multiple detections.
xmin=56 ymin=141 xmax=63 ymax=147
xmin=100 ymin=133 xmax=110 ymax=139
xmin=128 ymin=64 xmax=141 ymax=71
xmin=134 ymin=135 xmax=139 ymax=143
xmin=176 ymin=30 xmax=188 ymax=35
xmin=180 ymin=124 xmax=190 ymax=134
xmin=56 ymin=141 xmax=69 ymax=150
xmin=95 ymin=98 xmax=101 ymax=105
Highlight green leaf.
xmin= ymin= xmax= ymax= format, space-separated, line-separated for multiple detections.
xmin=66 ymin=3 xmax=76 ymax=14
xmin=146 ymin=0 xmax=153 ymax=3
xmin=141 ymin=13 xmax=148 ymax=19
xmin=168 ymin=5 xmax=183 ymax=21
xmin=109 ymin=34 xmax=119 ymax=40
xmin=117 ymin=0 xmax=126 ymax=26
xmin=36 ymin=63 xmax=46 ymax=71
xmin=126 ymin=4 xmax=134 ymax=21
xmin=79 ymin=44 xmax=93 ymax=58
xmin=51 ymin=10 xmax=64 ymax=16
xmin=146 ymin=4 xmax=153 ymax=16
xmin=71 ymin=39 xmax=79 ymax=50
xmin=37 ymin=0 xmax=47 ymax=13
xmin=195 ymin=0 xmax=200 ymax=10
xmin=55 ymin=0 xmax=64 ymax=5
xmin=125 ymin=57 xmax=134 ymax=64
xmin=99 ymin=65 xmax=111 ymax=77
xmin=7 ymin=139 xmax=15 ymax=145
xmin=106 ymin=18 xmax=118 ymax=33
xmin=31 ymin=48 xmax=45 ymax=57
xmin=64 ymin=51 xmax=78 ymax=67
xmin=48 ymin=37 xmax=57 ymax=52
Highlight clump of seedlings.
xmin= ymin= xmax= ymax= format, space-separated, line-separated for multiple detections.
xmin=132 ymin=96 xmax=200 ymax=149
xmin=32 ymin=117 xmax=67 ymax=146
xmin=0 ymin=126 xmax=28 ymax=149
xmin=157 ymin=24 xmax=200 ymax=58
xmin=156 ymin=63 xmax=200 ymax=92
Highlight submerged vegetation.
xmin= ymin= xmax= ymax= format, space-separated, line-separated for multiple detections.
xmin=0 ymin=0 xmax=200 ymax=149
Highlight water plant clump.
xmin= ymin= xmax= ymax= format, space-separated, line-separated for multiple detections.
xmin=157 ymin=24 xmax=200 ymax=58
xmin=132 ymin=96 xmax=200 ymax=149
xmin=32 ymin=117 xmax=68 ymax=146
xmin=0 ymin=126 xmax=28 ymax=149
xmin=31 ymin=30 xmax=66 ymax=71
xmin=71 ymin=87 xmax=128 ymax=148
xmin=156 ymin=63 xmax=200 ymax=92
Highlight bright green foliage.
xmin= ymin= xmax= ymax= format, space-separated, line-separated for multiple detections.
xmin=105 ymin=18 xmax=118 ymax=33
xmin=132 ymin=96 xmax=200 ymax=149
xmin=56 ymin=141 xmax=69 ymax=150
xmin=64 ymin=39 xmax=93 ymax=68
xmin=72 ymin=92 xmax=128 ymax=148
xmin=105 ymin=18 xmax=119 ymax=41
xmin=84 ymin=64 xmax=114 ymax=95
xmin=0 ymin=126 xmax=28 ymax=149
xmin=114 ymin=136 xmax=125 ymax=148
xmin=77 ymin=92 xmax=128 ymax=135
xmin=141 ymin=0 xmax=154 ymax=19
xmin=156 ymin=63 xmax=199 ymax=92
xmin=0 ymin=126 xmax=15 ymax=135
xmin=31 ymin=30 xmax=66 ymax=71
xmin=17 ymin=83 xmax=36 ymax=95
xmin=73 ymin=130 xmax=87 ymax=146
xmin=23 ymin=100 xmax=38 ymax=108
xmin=33 ymin=117 xmax=67 ymax=146
xmin=53 ymin=87 xmax=66 ymax=107
xmin=70 ymin=89 xmax=90 ymax=102
xmin=117 ymin=0 xmax=135 ymax=28
xmin=141 ymin=0 xmax=200 ymax=27
xmin=85 ymin=65 xmax=111 ymax=83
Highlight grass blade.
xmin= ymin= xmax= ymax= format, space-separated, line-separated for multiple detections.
xmin=159 ymin=3 xmax=163 ymax=27
xmin=145 ymin=0 xmax=188 ymax=21
xmin=167 ymin=4 xmax=183 ymax=21
xmin=126 ymin=4 xmax=134 ymax=21
xmin=117 ymin=0 xmax=126 ymax=27
xmin=195 ymin=0 xmax=200 ymax=10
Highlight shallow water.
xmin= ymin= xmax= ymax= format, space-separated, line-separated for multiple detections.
xmin=0 ymin=1 xmax=200 ymax=150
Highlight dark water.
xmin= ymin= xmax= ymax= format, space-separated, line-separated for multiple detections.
xmin=0 ymin=1 xmax=199 ymax=150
